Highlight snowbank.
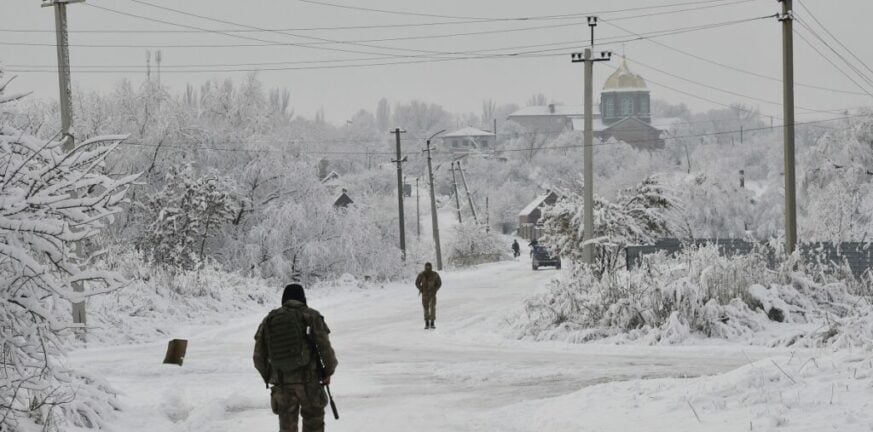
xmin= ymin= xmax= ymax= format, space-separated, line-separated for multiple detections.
xmin=511 ymin=245 xmax=873 ymax=348
xmin=488 ymin=350 xmax=873 ymax=431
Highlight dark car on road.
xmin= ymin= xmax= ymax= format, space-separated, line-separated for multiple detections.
xmin=531 ymin=245 xmax=561 ymax=270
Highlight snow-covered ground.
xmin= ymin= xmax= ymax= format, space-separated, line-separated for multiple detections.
xmin=66 ymin=252 xmax=866 ymax=431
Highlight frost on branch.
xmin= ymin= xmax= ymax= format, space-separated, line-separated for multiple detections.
xmin=0 ymin=76 xmax=136 ymax=430
xmin=136 ymin=164 xmax=238 ymax=270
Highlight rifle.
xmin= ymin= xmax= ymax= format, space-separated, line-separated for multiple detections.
xmin=306 ymin=326 xmax=339 ymax=420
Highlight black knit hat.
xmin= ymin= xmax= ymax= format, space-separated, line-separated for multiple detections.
xmin=282 ymin=283 xmax=306 ymax=305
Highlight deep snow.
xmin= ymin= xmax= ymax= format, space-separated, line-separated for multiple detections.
xmin=62 ymin=251 xmax=817 ymax=432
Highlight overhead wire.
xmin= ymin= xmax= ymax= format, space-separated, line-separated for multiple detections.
xmin=6 ymin=16 xmax=775 ymax=73
xmin=795 ymin=0 xmax=873 ymax=82
xmin=296 ymin=0 xmax=745 ymax=21
xmin=600 ymin=17 xmax=870 ymax=97
xmin=792 ymin=25 xmax=873 ymax=99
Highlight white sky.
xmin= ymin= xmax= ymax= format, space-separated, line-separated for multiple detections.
xmin=2 ymin=0 xmax=872 ymax=124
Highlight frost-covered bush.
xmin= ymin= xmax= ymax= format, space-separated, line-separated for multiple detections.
xmin=513 ymin=244 xmax=872 ymax=346
xmin=136 ymin=164 xmax=238 ymax=270
xmin=445 ymin=222 xmax=508 ymax=267
xmin=0 ymin=72 xmax=136 ymax=431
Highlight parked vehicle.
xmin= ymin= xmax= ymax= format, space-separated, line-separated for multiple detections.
xmin=531 ymin=245 xmax=561 ymax=270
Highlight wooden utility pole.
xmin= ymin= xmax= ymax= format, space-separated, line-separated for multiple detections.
xmin=45 ymin=0 xmax=85 ymax=325
xmin=779 ymin=0 xmax=797 ymax=253
xmin=415 ymin=177 xmax=421 ymax=239
xmin=451 ymin=162 xmax=463 ymax=224
xmin=391 ymin=128 xmax=407 ymax=261
xmin=571 ymin=16 xmax=611 ymax=265
xmin=457 ymin=161 xmax=478 ymax=224
xmin=424 ymin=132 xmax=445 ymax=270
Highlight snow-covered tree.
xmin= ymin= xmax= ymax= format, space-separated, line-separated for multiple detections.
xmin=541 ymin=176 xmax=679 ymax=273
xmin=137 ymin=164 xmax=237 ymax=270
xmin=0 ymin=70 xmax=136 ymax=430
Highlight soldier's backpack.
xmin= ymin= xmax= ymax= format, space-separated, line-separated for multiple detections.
xmin=265 ymin=306 xmax=311 ymax=380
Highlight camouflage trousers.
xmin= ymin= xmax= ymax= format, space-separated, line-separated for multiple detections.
xmin=421 ymin=291 xmax=437 ymax=321
xmin=271 ymin=383 xmax=328 ymax=432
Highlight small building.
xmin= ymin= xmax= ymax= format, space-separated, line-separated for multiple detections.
xmin=506 ymin=104 xmax=586 ymax=134
xmin=321 ymin=170 xmax=341 ymax=185
xmin=440 ymin=127 xmax=496 ymax=154
xmin=517 ymin=190 xmax=561 ymax=241
xmin=333 ymin=189 xmax=353 ymax=209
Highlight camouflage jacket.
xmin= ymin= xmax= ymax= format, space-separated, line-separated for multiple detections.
xmin=253 ymin=300 xmax=338 ymax=385
xmin=415 ymin=270 xmax=442 ymax=293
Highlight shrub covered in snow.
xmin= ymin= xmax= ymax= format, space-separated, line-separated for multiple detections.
xmin=445 ymin=222 xmax=509 ymax=267
xmin=513 ymin=244 xmax=873 ymax=347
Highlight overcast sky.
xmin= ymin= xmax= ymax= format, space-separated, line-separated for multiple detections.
xmin=3 ymin=0 xmax=873 ymax=124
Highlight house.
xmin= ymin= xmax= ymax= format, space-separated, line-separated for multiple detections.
xmin=333 ymin=189 xmax=353 ymax=209
xmin=440 ymin=127 xmax=496 ymax=154
xmin=507 ymin=59 xmax=681 ymax=150
xmin=506 ymin=104 xmax=586 ymax=134
xmin=517 ymin=190 xmax=561 ymax=241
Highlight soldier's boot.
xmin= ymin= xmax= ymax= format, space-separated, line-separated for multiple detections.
xmin=424 ymin=320 xmax=430 ymax=330
xmin=430 ymin=320 xmax=436 ymax=329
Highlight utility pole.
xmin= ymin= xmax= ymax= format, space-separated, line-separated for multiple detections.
xmin=391 ymin=128 xmax=407 ymax=261
xmin=457 ymin=161 xmax=479 ymax=224
xmin=779 ymin=0 xmax=798 ymax=253
xmin=450 ymin=162 xmax=463 ymax=224
xmin=415 ymin=177 xmax=421 ymax=239
xmin=424 ymin=131 xmax=445 ymax=270
xmin=571 ymin=16 xmax=611 ymax=265
xmin=485 ymin=197 xmax=490 ymax=233
xmin=45 ymin=0 xmax=85 ymax=326
xmin=155 ymin=49 xmax=162 ymax=85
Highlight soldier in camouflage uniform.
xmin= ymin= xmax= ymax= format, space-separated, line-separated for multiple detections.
xmin=415 ymin=262 xmax=442 ymax=329
xmin=254 ymin=284 xmax=338 ymax=432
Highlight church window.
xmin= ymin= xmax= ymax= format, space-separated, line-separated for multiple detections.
xmin=620 ymin=96 xmax=633 ymax=116
xmin=604 ymin=98 xmax=615 ymax=118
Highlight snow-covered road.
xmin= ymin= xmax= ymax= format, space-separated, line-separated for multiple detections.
xmin=69 ymin=256 xmax=765 ymax=432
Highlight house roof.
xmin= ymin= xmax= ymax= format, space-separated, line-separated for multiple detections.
xmin=442 ymin=126 xmax=495 ymax=138
xmin=508 ymin=104 xmax=585 ymax=118
xmin=321 ymin=170 xmax=341 ymax=183
xmin=519 ymin=191 xmax=558 ymax=217
xmin=571 ymin=116 xmax=681 ymax=133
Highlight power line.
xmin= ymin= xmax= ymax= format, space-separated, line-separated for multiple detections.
xmin=6 ymin=16 xmax=773 ymax=74
xmin=792 ymin=25 xmax=873 ymax=99
xmin=600 ymin=17 xmax=870 ymax=97
xmin=0 ymin=0 xmax=753 ymax=35
xmin=83 ymin=3 xmax=442 ymax=59
xmin=111 ymin=112 xmax=869 ymax=158
xmin=795 ymin=20 xmax=873 ymax=90
xmin=622 ymin=55 xmax=851 ymax=115
xmin=796 ymin=0 xmax=873 ymax=83
xmin=298 ymin=0 xmax=745 ymax=21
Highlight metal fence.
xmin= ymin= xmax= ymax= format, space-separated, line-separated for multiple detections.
xmin=626 ymin=238 xmax=873 ymax=278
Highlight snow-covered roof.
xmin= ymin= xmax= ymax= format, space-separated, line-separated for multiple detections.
xmin=508 ymin=105 xmax=585 ymax=117
xmin=321 ymin=170 xmax=340 ymax=183
xmin=518 ymin=191 xmax=557 ymax=217
xmin=442 ymin=127 xmax=495 ymax=138
xmin=571 ymin=117 xmax=680 ymax=132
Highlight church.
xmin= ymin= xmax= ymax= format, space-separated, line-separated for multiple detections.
xmin=507 ymin=59 xmax=679 ymax=150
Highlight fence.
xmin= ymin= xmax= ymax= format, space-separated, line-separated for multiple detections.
xmin=626 ymin=238 xmax=873 ymax=278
